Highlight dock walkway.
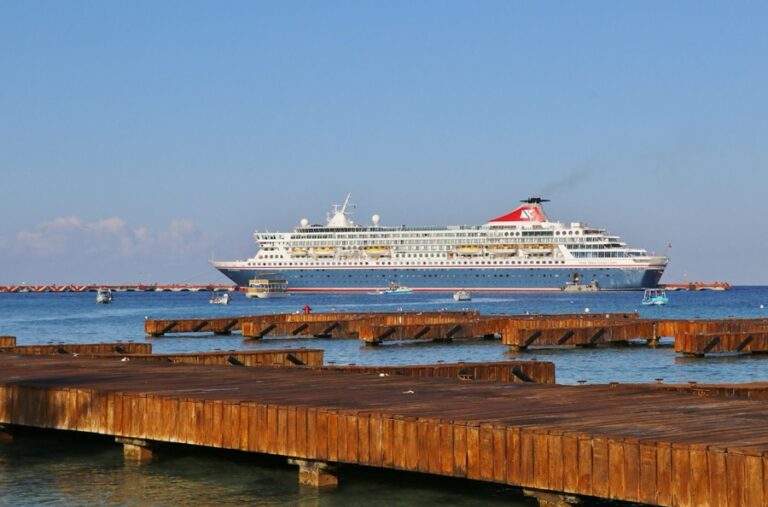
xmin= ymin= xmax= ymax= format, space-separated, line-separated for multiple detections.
xmin=2 ymin=355 xmax=768 ymax=506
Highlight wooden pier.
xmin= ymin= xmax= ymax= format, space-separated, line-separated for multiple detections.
xmin=2 ymin=354 xmax=768 ymax=506
xmin=145 ymin=311 xmax=480 ymax=338
xmin=0 ymin=336 xmax=17 ymax=347
xmin=0 ymin=341 xmax=151 ymax=355
xmin=675 ymin=332 xmax=768 ymax=357
xmin=506 ymin=321 xmax=656 ymax=351
xmin=321 ymin=361 xmax=555 ymax=384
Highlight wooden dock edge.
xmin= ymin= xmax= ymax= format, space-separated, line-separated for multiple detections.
xmin=2 ymin=381 xmax=767 ymax=506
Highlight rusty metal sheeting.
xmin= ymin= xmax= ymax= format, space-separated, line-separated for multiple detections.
xmin=0 ymin=336 xmax=16 ymax=347
xmin=675 ymin=332 xmax=768 ymax=356
xmin=320 ymin=361 xmax=555 ymax=384
xmin=2 ymin=355 xmax=768 ymax=506
xmin=0 ymin=342 xmax=152 ymax=355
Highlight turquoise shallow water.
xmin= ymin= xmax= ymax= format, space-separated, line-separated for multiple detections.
xmin=1 ymin=287 xmax=767 ymax=505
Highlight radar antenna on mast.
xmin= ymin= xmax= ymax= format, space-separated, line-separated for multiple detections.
xmin=326 ymin=193 xmax=356 ymax=228
xmin=521 ymin=197 xmax=550 ymax=204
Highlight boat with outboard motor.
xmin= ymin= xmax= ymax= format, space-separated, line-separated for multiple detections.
xmin=96 ymin=288 xmax=113 ymax=304
xmin=209 ymin=291 xmax=230 ymax=305
xmin=453 ymin=290 xmax=472 ymax=301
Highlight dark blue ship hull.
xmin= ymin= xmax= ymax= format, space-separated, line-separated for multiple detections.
xmin=216 ymin=266 xmax=664 ymax=292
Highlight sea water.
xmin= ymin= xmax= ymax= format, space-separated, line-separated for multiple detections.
xmin=1 ymin=287 xmax=767 ymax=505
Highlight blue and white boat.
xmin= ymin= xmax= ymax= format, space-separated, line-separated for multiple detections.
xmin=641 ymin=288 xmax=669 ymax=305
xmin=212 ymin=195 xmax=668 ymax=293
xmin=377 ymin=282 xmax=413 ymax=295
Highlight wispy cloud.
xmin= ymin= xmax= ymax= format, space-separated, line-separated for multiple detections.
xmin=10 ymin=216 xmax=210 ymax=259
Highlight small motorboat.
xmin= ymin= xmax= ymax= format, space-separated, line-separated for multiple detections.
xmin=641 ymin=288 xmax=668 ymax=306
xmin=562 ymin=274 xmax=599 ymax=292
xmin=96 ymin=288 xmax=113 ymax=304
xmin=453 ymin=290 xmax=471 ymax=302
xmin=378 ymin=282 xmax=412 ymax=295
xmin=209 ymin=291 xmax=231 ymax=305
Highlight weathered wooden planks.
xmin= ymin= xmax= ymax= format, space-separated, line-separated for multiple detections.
xmin=0 ymin=336 xmax=16 ymax=347
xmin=657 ymin=318 xmax=768 ymax=339
xmin=146 ymin=311 xmax=480 ymax=338
xmin=103 ymin=349 xmax=326 ymax=367
xmin=358 ymin=319 xmax=504 ymax=344
xmin=506 ymin=321 xmax=655 ymax=350
xmin=644 ymin=382 xmax=768 ymax=401
xmin=357 ymin=314 xmax=640 ymax=345
xmin=2 ymin=355 xmax=768 ymax=506
xmin=675 ymin=331 xmax=768 ymax=356
xmin=145 ymin=317 xmax=242 ymax=336
xmin=0 ymin=342 xmax=152 ymax=355
xmin=239 ymin=311 xmax=483 ymax=339
xmin=320 ymin=360 xmax=555 ymax=384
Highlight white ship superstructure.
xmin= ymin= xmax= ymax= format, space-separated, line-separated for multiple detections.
xmin=213 ymin=196 xmax=668 ymax=292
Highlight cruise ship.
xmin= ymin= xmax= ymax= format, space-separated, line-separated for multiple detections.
xmin=212 ymin=196 xmax=667 ymax=292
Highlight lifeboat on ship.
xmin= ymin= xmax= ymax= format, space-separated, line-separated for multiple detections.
xmin=364 ymin=246 xmax=391 ymax=258
xmin=487 ymin=244 xmax=517 ymax=256
xmin=455 ymin=245 xmax=483 ymax=256
xmin=520 ymin=244 xmax=553 ymax=256
xmin=311 ymin=247 xmax=336 ymax=257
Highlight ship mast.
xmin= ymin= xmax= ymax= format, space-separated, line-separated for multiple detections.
xmin=326 ymin=194 xmax=355 ymax=228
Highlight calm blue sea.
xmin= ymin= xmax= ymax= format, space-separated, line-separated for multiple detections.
xmin=1 ymin=287 xmax=767 ymax=505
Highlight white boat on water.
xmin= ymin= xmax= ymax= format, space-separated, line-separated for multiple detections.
xmin=641 ymin=288 xmax=668 ymax=305
xmin=245 ymin=279 xmax=289 ymax=299
xmin=453 ymin=290 xmax=471 ymax=301
xmin=209 ymin=291 xmax=230 ymax=305
xmin=96 ymin=288 xmax=113 ymax=304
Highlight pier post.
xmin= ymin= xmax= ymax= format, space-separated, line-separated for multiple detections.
xmin=116 ymin=437 xmax=155 ymax=463
xmin=523 ymin=489 xmax=581 ymax=507
xmin=0 ymin=424 xmax=13 ymax=441
xmin=288 ymin=458 xmax=338 ymax=488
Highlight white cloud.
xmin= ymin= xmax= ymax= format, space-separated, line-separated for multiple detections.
xmin=11 ymin=216 xmax=210 ymax=259
xmin=40 ymin=216 xmax=83 ymax=231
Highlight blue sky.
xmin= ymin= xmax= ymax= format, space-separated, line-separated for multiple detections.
xmin=1 ymin=1 xmax=766 ymax=284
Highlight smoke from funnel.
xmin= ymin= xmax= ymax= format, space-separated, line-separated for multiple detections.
xmin=538 ymin=167 xmax=596 ymax=196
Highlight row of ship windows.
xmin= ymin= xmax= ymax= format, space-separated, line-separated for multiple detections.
xmin=286 ymin=230 xmax=586 ymax=240
xmin=572 ymin=252 xmax=629 ymax=258
xmin=293 ymin=273 xmax=613 ymax=278
xmin=247 ymin=260 xmax=570 ymax=266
